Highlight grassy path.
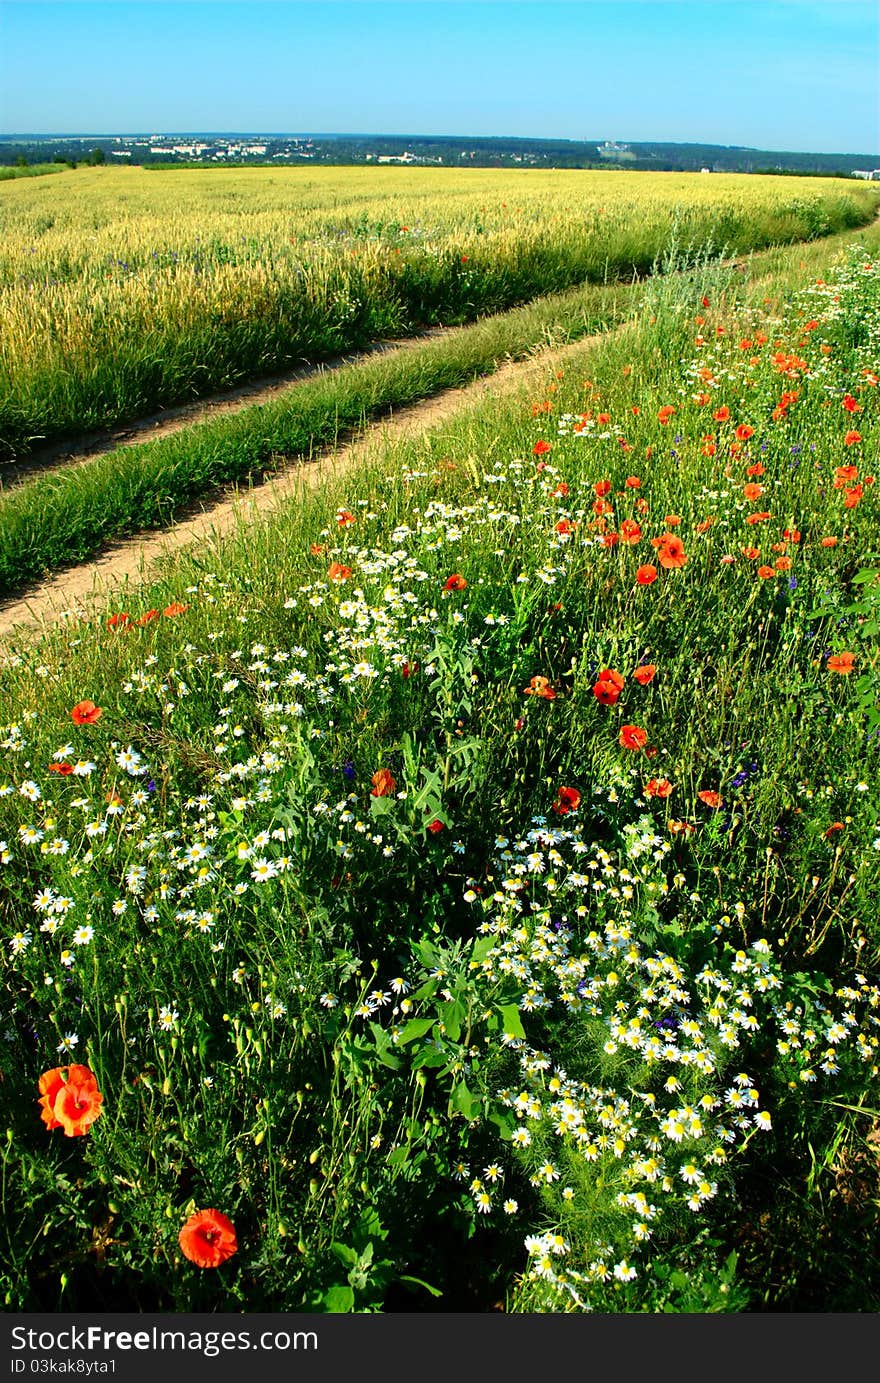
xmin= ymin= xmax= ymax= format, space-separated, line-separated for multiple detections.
xmin=1 ymin=326 xmax=449 ymax=489
xmin=0 ymin=320 xmax=627 ymax=640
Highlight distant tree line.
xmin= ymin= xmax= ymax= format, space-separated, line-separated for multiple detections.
xmin=0 ymin=135 xmax=876 ymax=176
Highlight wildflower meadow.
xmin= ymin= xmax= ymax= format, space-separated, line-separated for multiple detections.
xmin=1 ymin=202 xmax=879 ymax=1313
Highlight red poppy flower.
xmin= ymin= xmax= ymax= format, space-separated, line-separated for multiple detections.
xmin=619 ymin=724 xmax=648 ymax=751
xmin=310 ymin=543 xmax=326 ymax=555
xmin=592 ymin=669 xmax=625 ymax=706
xmin=48 ymin=762 xmax=74 ymax=775
xmin=713 ymin=406 xmax=730 ymax=423
xmin=70 ymin=701 xmax=102 ymax=726
xmin=38 ymin=1065 xmax=103 ymax=1137
xmin=644 ymin=778 xmax=673 ymax=799
xmin=555 ymin=519 xmax=575 ymax=535
xmin=135 ymin=609 xmax=160 ymax=626
xmin=533 ymin=440 xmax=552 ymax=455
xmin=443 ymin=574 xmax=467 ymax=591
xmin=821 ymin=536 xmax=838 ymax=547
xmin=552 ymin=482 xmax=569 ymax=498
xmin=695 ymin=517 xmax=715 ymax=533
xmin=844 ymin=431 xmax=862 ymax=446
xmin=635 ymin=564 xmax=658 ymax=585
xmin=401 ymin=660 xmax=419 ymax=679
xmin=632 ymin=664 xmax=657 ymax=685
xmin=178 ymin=1210 xmax=238 ymax=1269
xmin=657 ymin=535 xmax=687 ymax=570
xmin=842 ymin=395 xmax=862 ymax=413
xmin=834 ymin=465 xmax=859 ymax=488
xmin=106 ymin=613 xmax=130 ymax=631
xmin=735 ymin=424 xmax=755 ymax=441
xmin=370 ymin=768 xmax=397 ymax=797
xmin=524 ymin=675 xmax=557 ymax=700
xmin=625 ymin=476 xmax=642 ymax=488
xmin=827 ymin=652 xmax=855 ymax=675
xmin=594 ymin=479 xmax=611 ymax=497
xmin=697 ymin=790 xmax=723 ymax=808
xmin=620 ymin=520 xmax=642 ymax=545
xmin=745 ymin=512 xmax=771 ymax=525
xmin=657 ymin=405 xmax=676 ymax=424
xmin=552 ymin=786 xmax=581 ymax=815
xmin=844 ymin=486 xmax=863 ymax=509
xmin=427 ymin=819 xmax=445 ymax=834
xmin=743 ymin=483 xmax=764 ymax=502
xmin=328 ymin=563 xmax=352 ymax=582
xmin=757 ymin=565 xmax=775 ymax=579
xmin=337 ymin=510 xmax=357 ymax=526
xmin=163 ymin=602 xmax=189 ymax=618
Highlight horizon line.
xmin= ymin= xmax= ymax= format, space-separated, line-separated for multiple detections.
xmin=2 ymin=131 xmax=878 ymax=159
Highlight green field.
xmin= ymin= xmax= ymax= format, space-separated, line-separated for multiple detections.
xmin=2 ymin=165 xmax=877 ymax=458
xmin=1 ymin=173 xmax=879 ymax=1313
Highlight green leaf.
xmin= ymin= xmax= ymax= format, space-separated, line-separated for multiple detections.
xmin=411 ymin=1047 xmax=448 ymax=1069
xmin=470 ymin=935 xmax=494 ymax=963
xmin=321 ymin=1284 xmax=355 ymax=1313
xmin=449 ymin=1080 xmax=477 ymax=1120
xmin=399 ymin=1274 xmax=443 ymax=1299
xmin=438 ymin=999 xmax=464 ymax=1042
xmin=330 ymin=1242 xmax=358 ymax=1268
xmin=368 ymin=1022 xmax=401 ymax=1070
xmin=489 ymin=1109 xmax=514 ymax=1139
xmin=412 ymin=978 xmax=441 ymax=1001
xmin=396 ymin=1017 xmax=435 ymax=1046
xmin=499 ymin=1003 xmax=526 ymax=1039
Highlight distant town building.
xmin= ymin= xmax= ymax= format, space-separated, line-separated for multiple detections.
xmin=852 ymin=169 xmax=880 ymax=180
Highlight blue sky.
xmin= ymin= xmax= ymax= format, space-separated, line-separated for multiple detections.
xmin=1 ymin=1 xmax=877 ymax=154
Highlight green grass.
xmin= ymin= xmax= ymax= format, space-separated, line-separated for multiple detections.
xmin=1 ymin=225 xmax=878 ymax=1313
xmin=0 ymin=164 xmax=67 ymax=181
